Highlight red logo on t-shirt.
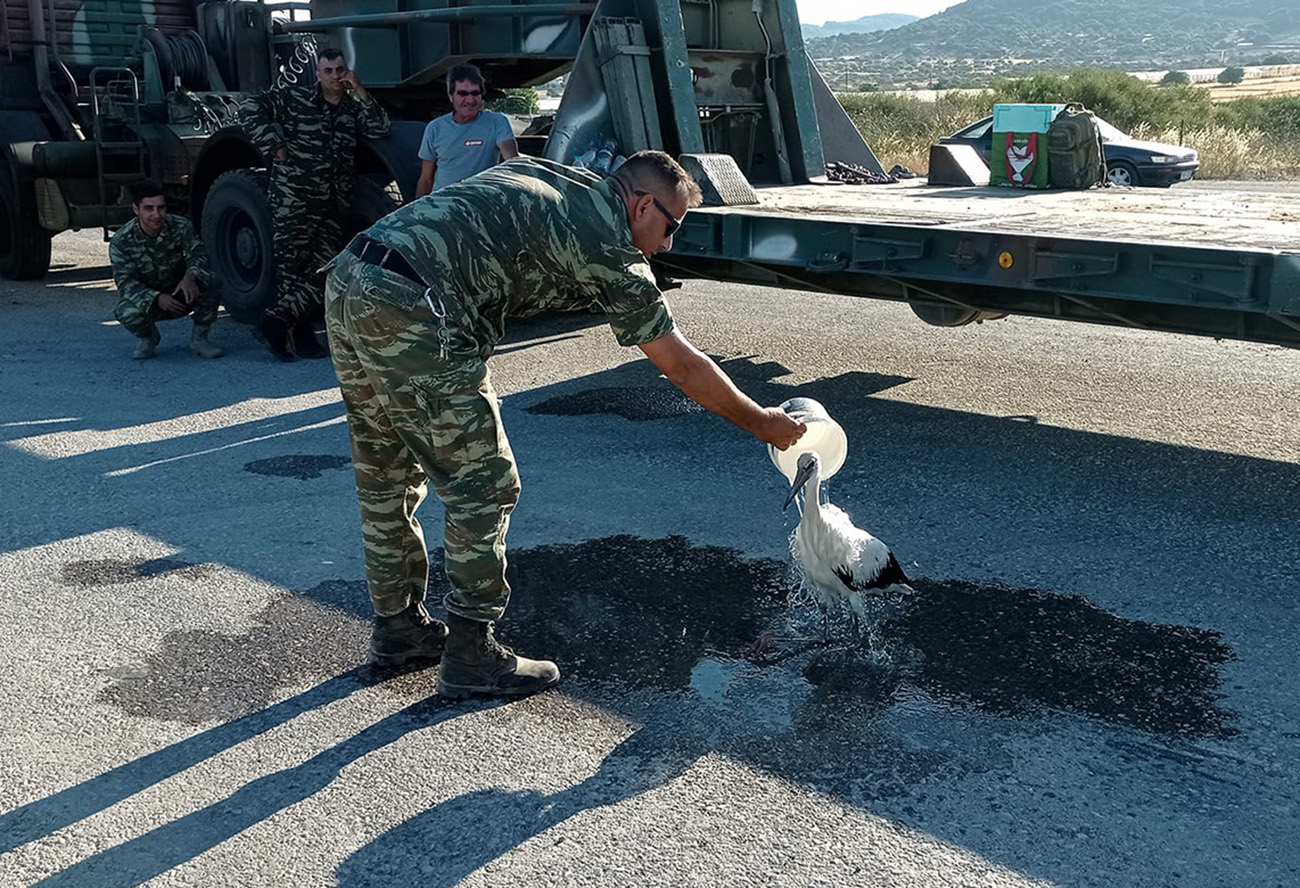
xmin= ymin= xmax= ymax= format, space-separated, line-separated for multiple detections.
xmin=464 ymin=139 xmax=484 ymax=147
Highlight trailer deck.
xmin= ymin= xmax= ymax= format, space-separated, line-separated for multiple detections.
xmin=715 ymin=180 xmax=1300 ymax=252
xmin=669 ymin=180 xmax=1300 ymax=347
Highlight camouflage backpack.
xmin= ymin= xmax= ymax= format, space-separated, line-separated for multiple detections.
xmin=1048 ymin=103 xmax=1106 ymax=189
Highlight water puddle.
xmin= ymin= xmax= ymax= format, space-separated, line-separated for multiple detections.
xmin=525 ymin=360 xmax=911 ymax=423
xmin=243 ymin=454 xmax=352 ymax=480
xmin=97 ymin=592 xmax=383 ymax=724
xmin=100 ymin=536 xmax=1236 ymax=740
xmin=889 ymin=578 xmax=1237 ymax=738
xmin=62 ymin=557 xmax=215 ymax=587
xmin=527 ymin=386 xmax=705 ymax=420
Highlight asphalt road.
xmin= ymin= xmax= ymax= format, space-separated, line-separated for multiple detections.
xmin=2 ymin=229 xmax=1298 ymax=888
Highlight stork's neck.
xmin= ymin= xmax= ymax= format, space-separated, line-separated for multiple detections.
xmin=803 ymin=466 xmax=825 ymax=525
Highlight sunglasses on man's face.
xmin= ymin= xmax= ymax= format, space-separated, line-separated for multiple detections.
xmin=634 ymin=190 xmax=683 ymax=237
xmin=454 ymin=89 xmax=483 ymax=98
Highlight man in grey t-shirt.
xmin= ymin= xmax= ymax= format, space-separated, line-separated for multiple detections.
xmin=416 ymin=64 xmax=519 ymax=197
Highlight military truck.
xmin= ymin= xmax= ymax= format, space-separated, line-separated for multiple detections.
xmin=2 ymin=0 xmax=1298 ymax=345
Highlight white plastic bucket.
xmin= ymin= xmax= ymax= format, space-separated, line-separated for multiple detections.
xmin=767 ymin=397 xmax=848 ymax=483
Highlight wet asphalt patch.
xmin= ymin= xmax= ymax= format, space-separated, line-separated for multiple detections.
xmin=62 ymin=557 xmax=216 ymax=587
xmin=526 ymin=386 xmax=706 ymax=420
xmin=524 ymin=358 xmax=911 ymax=423
xmin=98 ymin=592 xmax=390 ymax=725
xmin=889 ymin=579 xmax=1237 ymax=738
xmin=243 ymin=454 xmax=352 ymax=480
xmin=99 ymin=536 xmax=1235 ymax=740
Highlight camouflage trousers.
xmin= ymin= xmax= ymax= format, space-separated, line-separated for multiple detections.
xmin=114 ymin=283 xmax=219 ymax=339
xmin=324 ymin=251 xmax=520 ymax=620
xmin=268 ymin=183 xmax=343 ymax=324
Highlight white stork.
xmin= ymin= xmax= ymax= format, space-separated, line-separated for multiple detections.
xmin=783 ymin=451 xmax=913 ymax=630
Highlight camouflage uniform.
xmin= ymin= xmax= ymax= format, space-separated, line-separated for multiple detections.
xmin=325 ymin=157 xmax=674 ymax=620
xmin=242 ymin=84 xmax=390 ymax=323
xmin=109 ymin=214 xmax=216 ymax=338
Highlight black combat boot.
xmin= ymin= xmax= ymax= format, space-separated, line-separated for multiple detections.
xmin=369 ymin=601 xmax=449 ymax=666
xmin=256 ymin=314 xmax=295 ymax=362
xmin=290 ymin=318 xmax=329 ymax=359
xmin=437 ymin=614 xmax=561 ymax=699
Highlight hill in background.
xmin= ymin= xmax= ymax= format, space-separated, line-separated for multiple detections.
xmin=807 ymin=0 xmax=1300 ymax=87
xmin=801 ymin=13 xmax=917 ymax=41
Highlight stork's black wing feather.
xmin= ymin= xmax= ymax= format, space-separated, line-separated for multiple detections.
xmin=833 ymin=551 xmax=910 ymax=592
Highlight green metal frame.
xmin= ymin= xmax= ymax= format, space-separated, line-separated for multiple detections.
xmin=665 ymin=211 xmax=1300 ymax=346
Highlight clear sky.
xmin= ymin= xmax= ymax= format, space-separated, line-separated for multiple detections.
xmin=795 ymin=0 xmax=963 ymax=26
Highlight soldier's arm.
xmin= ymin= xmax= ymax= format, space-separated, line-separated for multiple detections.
xmin=356 ymin=92 xmax=391 ymax=139
xmin=177 ymin=218 xmax=214 ymax=286
xmin=108 ymin=235 xmax=159 ymax=310
xmin=240 ymin=89 xmax=288 ymax=161
xmin=640 ymin=332 xmax=805 ymax=449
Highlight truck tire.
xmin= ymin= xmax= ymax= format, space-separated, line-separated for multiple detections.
xmin=201 ymin=168 xmax=273 ymax=324
xmin=0 ymin=174 xmax=52 ymax=281
xmin=911 ymin=304 xmax=1008 ymax=327
xmin=345 ymin=175 xmax=403 ymax=239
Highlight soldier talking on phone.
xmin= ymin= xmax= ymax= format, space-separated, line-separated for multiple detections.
xmin=242 ymin=48 xmax=390 ymax=361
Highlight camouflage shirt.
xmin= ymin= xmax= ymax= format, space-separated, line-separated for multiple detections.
xmin=109 ymin=215 xmax=212 ymax=310
xmin=363 ymin=156 xmax=674 ymax=355
xmin=241 ymin=84 xmax=390 ymax=204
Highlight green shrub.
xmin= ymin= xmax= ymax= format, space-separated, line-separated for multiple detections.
xmin=1213 ymin=96 xmax=1300 ymax=139
xmin=487 ymin=88 xmax=540 ymax=115
xmin=1217 ymin=67 xmax=1245 ymax=85
xmin=835 ymin=74 xmax=1300 ymax=180
xmin=985 ymin=68 xmax=1213 ymax=133
xmin=1159 ymin=71 xmax=1190 ymax=86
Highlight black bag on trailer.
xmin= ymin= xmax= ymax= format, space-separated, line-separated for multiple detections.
xmin=1048 ymin=103 xmax=1107 ymax=189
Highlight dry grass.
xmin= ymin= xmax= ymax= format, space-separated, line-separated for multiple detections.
xmin=1135 ymin=125 xmax=1300 ymax=180
xmin=1203 ymin=75 xmax=1300 ymax=103
xmin=838 ymin=92 xmax=1300 ymax=180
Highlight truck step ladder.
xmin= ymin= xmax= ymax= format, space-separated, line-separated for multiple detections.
xmin=88 ymin=67 xmax=148 ymax=241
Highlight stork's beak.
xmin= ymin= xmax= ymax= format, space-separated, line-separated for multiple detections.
xmin=782 ymin=461 xmax=815 ymax=511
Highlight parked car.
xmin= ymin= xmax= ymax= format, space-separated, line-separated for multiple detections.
xmin=940 ymin=114 xmax=1199 ymax=187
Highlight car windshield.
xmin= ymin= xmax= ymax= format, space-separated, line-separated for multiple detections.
xmin=1096 ymin=119 xmax=1127 ymax=142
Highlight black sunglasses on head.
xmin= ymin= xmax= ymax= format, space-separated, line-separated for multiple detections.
xmin=633 ymin=190 xmax=683 ymax=237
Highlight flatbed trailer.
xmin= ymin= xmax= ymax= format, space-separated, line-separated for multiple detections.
xmin=666 ymin=180 xmax=1300 ymax=347
xmin=2 ymin=0 xmax=1297 ymax=350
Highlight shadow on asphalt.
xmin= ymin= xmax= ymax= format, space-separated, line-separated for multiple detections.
xmin=335 ymin=728 xmax=697 ymax=888
xmin=18 ymin=689 xmax=501 ymax=888
xmin=42 ymin=264 xmax=116 ymax=285
xmin=0 ymin=668 xmax=431 ymax=857
xmin=2 ymin=305 xmax=1291 ymax=886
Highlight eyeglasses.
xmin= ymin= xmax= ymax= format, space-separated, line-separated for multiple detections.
xmin=453 ymin=89 xmax=483 ymax=98
xmin=634 ymin=190 xmax=683 ymax=237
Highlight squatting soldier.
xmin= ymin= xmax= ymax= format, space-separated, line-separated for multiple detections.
xmin=110 ymin=180 xmax=222 ymax=360
xmin=242 ymin=47 xmax=390 ymax=361
xmin=324 ymin=151 xmax=807 ymax=699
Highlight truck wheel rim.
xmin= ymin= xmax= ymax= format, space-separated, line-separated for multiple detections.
xmin=235 ymin=225 xmax=260 ymax=272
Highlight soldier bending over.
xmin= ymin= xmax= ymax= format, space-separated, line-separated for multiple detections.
xmin=324 ymin=151 xmax=806 ymax=698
